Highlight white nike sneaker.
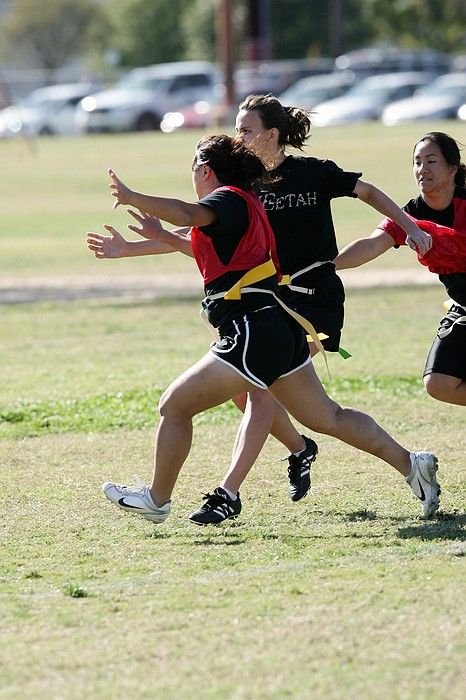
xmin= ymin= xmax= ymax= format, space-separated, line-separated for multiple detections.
xmin=102 ymin=482 xmax=171 ymax=523
xmin=406 ymin=452 xmax=441 ymax=518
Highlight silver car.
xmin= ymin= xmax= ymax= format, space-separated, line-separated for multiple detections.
xmin=382 ymin=72 xmax=466 ymax=125
xmin=76 ymin=61 xmax=219 ymax=133
xmin=311 ymin=72 xmax=436 ymax=127
xmin=278 ymin=72 xmax=356 ymax=111
xmin=0 ymin=83 xmax=98 ymax=138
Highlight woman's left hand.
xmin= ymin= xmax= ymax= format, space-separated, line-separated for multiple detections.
xmin=406 ymin=225 xmax=432 ymax=256
xmin=126 ymin=208 xmax=169 ymax=241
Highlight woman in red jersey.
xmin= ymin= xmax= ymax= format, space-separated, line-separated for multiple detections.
xmin=335 ymin=132 xmax=466 ymax=407
xmin=88 ymin=134 xmax=440 ymax=525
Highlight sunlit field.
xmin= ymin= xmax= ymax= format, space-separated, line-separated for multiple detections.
xmin=1 ymin=123 xmax=465 ymax=699
xmin=1 ymin=120 xmax=464 ymax=279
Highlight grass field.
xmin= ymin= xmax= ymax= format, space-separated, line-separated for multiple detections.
xmin=1 ymin=124 xmax=465 ymax=699
xmin=1 ymin=120 xmax=465 ymax=280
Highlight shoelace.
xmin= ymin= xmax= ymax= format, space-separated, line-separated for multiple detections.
xmin=287 ymin=456 xmax=307 ymax=478
xmin=201 ymin=492 xmax=224 ymax=506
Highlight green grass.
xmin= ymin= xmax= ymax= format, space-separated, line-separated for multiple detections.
xmin=1 ymin=286 xmax=465 ymax=699
xmin=1 ymin=121 xmax=465 ymax=279
xmin=1 ymin=125 xmax=465 ymax=698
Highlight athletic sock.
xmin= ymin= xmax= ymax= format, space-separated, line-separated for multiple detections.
xmin=218 ymin=485 xmax=238 ymax=501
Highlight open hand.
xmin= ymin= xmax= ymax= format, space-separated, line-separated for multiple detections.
xmin=87 ymin=225 xmax=128 ymax=258
xmin=127 ymin=208 xmax=168 ymax=241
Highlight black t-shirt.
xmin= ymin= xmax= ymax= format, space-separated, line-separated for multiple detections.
xmin=255 ymin=155 xmax=361 ymax=274
xmin=402 ymin=188 xmax=466 ymax=306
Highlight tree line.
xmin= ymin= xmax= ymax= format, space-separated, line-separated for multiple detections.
xmin=1 ymin=0 xmax=465 ymax=72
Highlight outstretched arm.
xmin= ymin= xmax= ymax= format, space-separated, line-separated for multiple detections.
xmin=87 ymin=225 xmax=179 ymax=259
xmin=334 ymin=229 xmax=394 ymax=270
xmin=108 ymin=168 xmax=215 ymax=227
xmin=353 ymin=179 xmax=432 ymax=256
xmin=126 ymin=209 xmax=194 ymax=257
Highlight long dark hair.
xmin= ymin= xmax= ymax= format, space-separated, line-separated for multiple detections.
xmin=239 ymin=93 xmax=311 ymax=150
xmin=193 ymin=134 xmax=271 ymax=191
xmin=414 ymin=132 xmax=466 ymax=187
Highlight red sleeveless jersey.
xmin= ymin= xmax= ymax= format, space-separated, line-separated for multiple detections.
xmin=191 ymin=186 xmax=281 ymax=285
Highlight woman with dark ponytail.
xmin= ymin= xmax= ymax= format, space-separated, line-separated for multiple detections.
xmin=186 ymin=93 xmax=433 ymax=524
xmin=336 ymin=131 xmax=466 ymax=407
xmin=88 ymin=133 xmax=440 ymax=526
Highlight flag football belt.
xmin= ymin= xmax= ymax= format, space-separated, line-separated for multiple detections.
xmin=286 ymin=260 xmax=329 ymax=294
xmin=438 ymin=302 xmax=466 ymax=340
xmin=284 ymin=260 xmax=351 ymax=360
xmin=204 ymin=259 xmax=335 ymax=377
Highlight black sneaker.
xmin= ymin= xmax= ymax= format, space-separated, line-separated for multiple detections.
xmin=188 ymin=487 xmax=242 ymax=525
xmin=287 ymin=435 xmax=318 ymax=502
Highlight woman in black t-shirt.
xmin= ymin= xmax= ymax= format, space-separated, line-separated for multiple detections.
xmin=187 ymin=94 xmax=432 ymax=523
xmin=88 ymin=135 xmax=440 ymax=526
xmin=336 ymin=131 xmax=466 ymax=407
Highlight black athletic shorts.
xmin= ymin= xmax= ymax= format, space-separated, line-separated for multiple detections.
xmin=423 ymin=304 xmax=466 ymax=381
xmin=277 ymin=263 xmax=345 ymax=352
xmin=210 ymin=306 xmax=310 ymax=388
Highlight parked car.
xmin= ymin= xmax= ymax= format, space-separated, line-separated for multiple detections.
xmin=334 ymin=47 xmax=452 ymax=78
xmin=311 ymin=71 xmax=436 ymax=127
xmin=76 ymin=61 xmax=219 ymax=133
xmin=234 ymin=58 xmax=335 ymax=99
xmin=278 ymin=72 xmax=356 ymax=110
xmin=382 ymin=72 xmax=466 ymax=125
xmin=0 ymin=82 xmax=98 ymax=138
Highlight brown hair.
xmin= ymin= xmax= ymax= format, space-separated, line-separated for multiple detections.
xmin=239 ymin=93 xmax=311 ymax=150
xmin=194 ymin=133 xmax=271 ymax=191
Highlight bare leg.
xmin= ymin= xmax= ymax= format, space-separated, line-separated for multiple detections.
xmin=149 ymin=353 xmax=254 ymax=506
xmin=222 ymin=344 xmax=321 ymax=493
xmin=223 ymin=390 xmax=280 ymax=493
xmin=424 ymin=372 xmax=466 ymax=406
xmin=270 ymin=362 xmax=412 ymax=476
xmin=231 ymin=391 xmax=306 ymax=453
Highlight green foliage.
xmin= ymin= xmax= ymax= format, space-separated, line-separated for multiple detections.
xmin=1 ymin=0 xmax=110 ymax=70
xmin=182 ymin=0 xmax=218 ymax=62
xmin=269 ymin=0 xmax=373 ymax=58
xmin=362 ymin=0 xmax=466 ymax=51
xmin=110 ymin=0 xmax=195 ymax=66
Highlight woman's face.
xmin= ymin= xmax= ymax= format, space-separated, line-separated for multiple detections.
xmin=235 ymin=109 xmax=273 ymax=160
xmin=191 ymin=160 xmax=204 ymax=198
xmin=413 ymin=140 xmax=457 ymax=197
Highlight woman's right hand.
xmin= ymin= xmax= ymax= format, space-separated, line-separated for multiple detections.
xmin=109 ymin=168 xmax=134 ymax=209
xmin=87 ymin=226 xmax=128 ymax=258
xmin=406 ymin=224 xmax=432 ymax=256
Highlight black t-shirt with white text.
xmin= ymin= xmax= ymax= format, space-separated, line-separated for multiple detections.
xmin=255 ymin=155 xmax=361 ymax=274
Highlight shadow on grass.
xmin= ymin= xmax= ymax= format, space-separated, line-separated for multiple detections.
xmin=397 ymin=511 xmax=466 ymax=541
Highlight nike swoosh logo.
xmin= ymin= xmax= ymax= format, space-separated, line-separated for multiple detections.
xmin=417 ymin=479 xmax=426 ymax=501
xmin=118 ymin=497 xmax=143 ymax=510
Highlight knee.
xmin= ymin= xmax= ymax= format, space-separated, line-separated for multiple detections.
xmin=158 ymin=384 xmax=179 ymax=417
xmin=424 ymin=373 xmax=451 ymax=402
xmin=311 ymin=401 xmax=344 ymax=435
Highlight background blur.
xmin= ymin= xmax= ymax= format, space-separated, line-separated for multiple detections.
xmin=0 ymin=0 xmax=465 ymax=137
